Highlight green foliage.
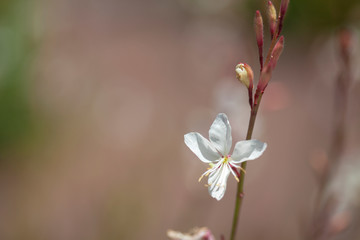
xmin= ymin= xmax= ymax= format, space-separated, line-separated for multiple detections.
xmin=0 ymin=0 xmax=35 ymax=151
xmin=286 ymin=0 xmax=360 ymax=33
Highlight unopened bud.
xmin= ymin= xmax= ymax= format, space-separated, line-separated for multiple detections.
xmin=280 ymin=0 xmax=289 ymax=18
xmin=235 ymin=63 xmax=254 ymax=89
xmin=269 ymin=36 xmax=284 ymax=70
xmin=257 ymin=64 xmax=272 ymax=92
xmin=339 ymin=28 xmax=353 ymax=65
xmin=254 ymin=11 xmax=264 ymax=48
xmin=267 ymin=1 xmax=277 ymax=39
xmin=277 ymin=0 xmax=289 ymax=37
xmin=254 ymin=11 xmax=264 ymax=69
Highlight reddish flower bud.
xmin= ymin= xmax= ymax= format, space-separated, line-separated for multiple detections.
xmin=254 ymin=11 xmax=264 ymax=69
xmin=338 ymin=28 xmax=353 ymax=65
xmin=280 ymin=0 xmax=289 ymax=18
xmin=256 ymin=64 xmax=272 ymax=93
xmin=254 ymin=11 xmax=264 ymax=49
xmin=277 ymin=0 xmax=289 ymax=37
xmin=235 ymin=63 xmax=254 ymax=89
xmin=269 ymin=36 xmax=284 ymax=70
xmin=267 ymin=1 xmax=277 ymax=39
xmin=269 ymin=36 xmax=284 ymax=69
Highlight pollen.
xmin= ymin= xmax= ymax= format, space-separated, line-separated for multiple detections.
xmin=239 ymin=166 xmax=246 ymax=174
xmin=198 ymin=171 xmax=211 ymax=182
xmin=234 ymin=175 xmax=239 ymax=182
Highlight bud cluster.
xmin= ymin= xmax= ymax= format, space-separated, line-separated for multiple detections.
xmin=235 ymin=0 xmax=289 ymax=109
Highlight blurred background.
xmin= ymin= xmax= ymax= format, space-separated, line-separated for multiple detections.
xmin=0 ymin=0 xmax=360 ymax=239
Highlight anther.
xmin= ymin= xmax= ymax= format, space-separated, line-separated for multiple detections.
xmin=198 ymin=176 xmax=204 ymax=182
xmin=234 ymin=175 xmax=239 ymax=182
xmin=238 ymin=166 xmax=247 ymax=174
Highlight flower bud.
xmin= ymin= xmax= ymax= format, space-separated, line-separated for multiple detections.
xmin=267 ymin=1 xmax=277 ymax=39
xmin=254 ymin=11 xmax=264 ymax=69
xmin=256 ymin=64 xmax=272 ymax=93
xmin=269 ymin=36 xmax=284 ymax=70
xmin=254 ymin=11 xmax=264 ymax=48
xmin=280 ymin=0 xmax=289 ymax=18
xmin=235 ymin=63 xmax=254 ymax=89
xmin=277 ymin=0 xmax=289 ymax=37
xmin=339 ymin=28 xmax=353 ymax=65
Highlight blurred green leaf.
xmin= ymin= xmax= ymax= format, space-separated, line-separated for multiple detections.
xmin=0 ymin=0 xmax=36 ymax=152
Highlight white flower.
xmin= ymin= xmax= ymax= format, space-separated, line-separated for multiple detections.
xmin=167 ymin=227 xmax=215 ymax=240
xmin=184 ymin=113 xmax=267 ymax=200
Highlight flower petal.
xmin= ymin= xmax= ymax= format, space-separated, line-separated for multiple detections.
xmin=208 ymin=163 xmax=231 ymax=200
xmin=184 ymin=132 xmax=220 ymax=163
xmin=231 ymin=140 xmax=267 ymax=163
xmin=209 ymin=113 xmax=232 ymax=155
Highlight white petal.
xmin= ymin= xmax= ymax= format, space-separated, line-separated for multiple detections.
xmin=184 ymin=132 xmax=220 ymax=163
xmin=231 ymin=140 xmax=267 ymax=163
xmin=209 ymin=113 xmax=232 ymax=155
xmin=208 ymin=163 xmax=231 ymax=200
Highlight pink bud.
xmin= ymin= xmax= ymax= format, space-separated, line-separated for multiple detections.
xmin=338 ymin=28 xmax=353 ymax=65
xmin=267 ymin=1 xmax=277 ymax=39
xmin=254 ymin=11 xmax=264 ymax=69
xmin=277 ymin=0 xmax=289 ymax=37
xmin=269 ymin=36 xmax=284 ymax=70
xmin=280 ymin=0 xmax=289 ymax=18
xmin=256 ymin=64 xmax=272 ymax=93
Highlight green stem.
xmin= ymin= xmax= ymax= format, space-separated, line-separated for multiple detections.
xmin=229 ymin=17 xmax=279 ymax=240
xmin=229 ymin=94 xmax=263 ymax=240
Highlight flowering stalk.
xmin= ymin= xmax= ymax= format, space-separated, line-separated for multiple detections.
xmin=229 ymin=1 xmax=289 ymax=239
xmin=309 ymin=28 xmax=354 ymax=240
xmin=229 ymin=98 xmax=260 ymax=240
xmin=229 ymin=77 xmax=265 ymax=240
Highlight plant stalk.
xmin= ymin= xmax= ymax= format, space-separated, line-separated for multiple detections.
xmin=229 ymin=94 xmax=263 ymax=240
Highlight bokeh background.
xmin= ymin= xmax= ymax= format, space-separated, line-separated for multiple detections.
xmin=1 ymin=0 xmax=360 ymax=239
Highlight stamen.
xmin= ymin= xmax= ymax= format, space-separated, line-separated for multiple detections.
xmin=234 ymin=175 xmax=239 ymax=182
xmin=198 ymin=169 xmax=213 ymax=182
xmin=229 ymin=166 xmax=240 ymax=182
xmin=239 ymin=166 xmax=247 ymax=174
xmin=231 ymin=164 xmax=247 ymax=174
xmin=198 ymin=175 xmax=204 ymax=182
